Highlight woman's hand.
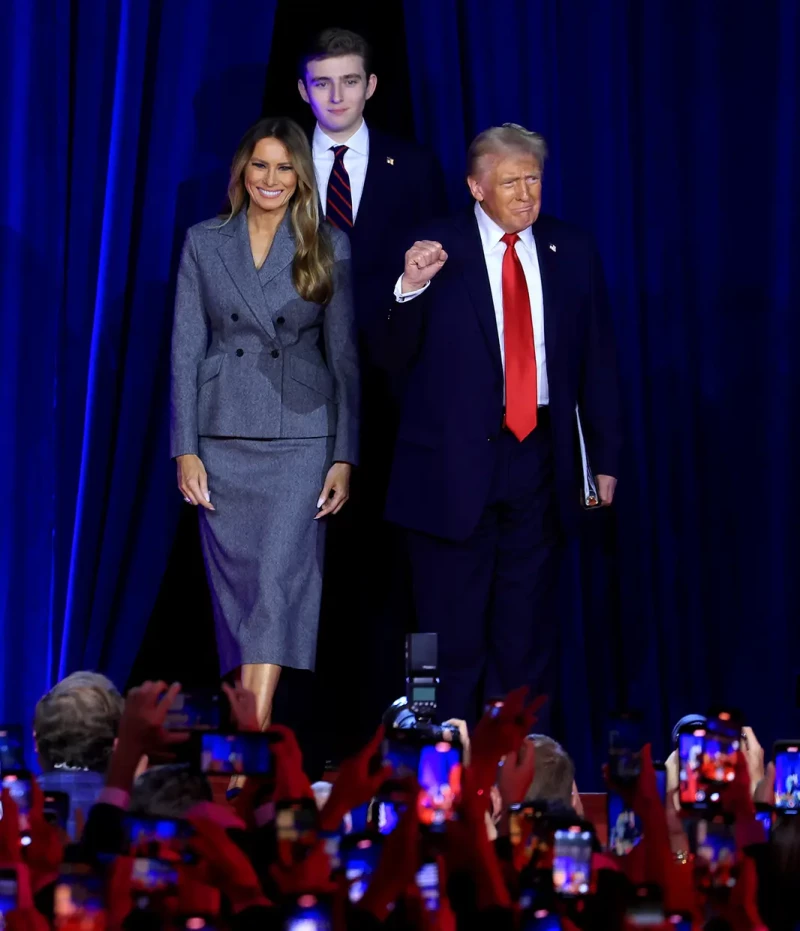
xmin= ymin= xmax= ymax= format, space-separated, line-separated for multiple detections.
xmin=315 ymin=462 xmax=351 ymax=519
xmin=177 ymin=454 xmax=215 ymax=510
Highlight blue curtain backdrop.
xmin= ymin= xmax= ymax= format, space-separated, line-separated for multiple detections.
xmin=3 ymin=0 xmax=799 ymax=784
xmin=0 ymin=1 xmax=276 ymax=732
xmin=404 ymin=0 xmax=800 ymax=777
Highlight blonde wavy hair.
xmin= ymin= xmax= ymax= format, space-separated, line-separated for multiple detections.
xmin=225 ymin=117 xmax=334 ymax=304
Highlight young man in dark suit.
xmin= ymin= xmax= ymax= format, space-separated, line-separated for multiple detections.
xmin=298 ymin=28 xmax=446 ymax=339
xmin=297 ymin=28 xmax=447 ymax=753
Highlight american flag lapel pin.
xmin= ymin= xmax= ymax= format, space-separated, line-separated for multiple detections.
xmin=549 ymin=243 xmax=557 ymax=252
xmin=386 ymin=156 xmax=395 ymax=165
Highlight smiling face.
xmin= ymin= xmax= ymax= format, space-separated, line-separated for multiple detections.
xmin=243 ymin=137 xmax=297 ymax=216
xmin=298 ymin=54 xmax=377 ymax=141
xmin=467 ymin=149 xmax=543 ymax=234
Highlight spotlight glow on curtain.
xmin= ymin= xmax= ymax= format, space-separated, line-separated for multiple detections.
xmin=1 ymin=0 xmax=276 ymax=729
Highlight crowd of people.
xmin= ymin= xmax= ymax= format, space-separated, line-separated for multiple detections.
xmin=0 ymin=671 xmax=798 ymax=930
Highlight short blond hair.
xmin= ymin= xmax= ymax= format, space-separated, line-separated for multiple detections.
xmin=467 ymin=123 xmax=548 ymax=177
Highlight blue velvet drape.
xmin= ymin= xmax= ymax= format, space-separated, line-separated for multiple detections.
xmin=404 ymin=0 xmax=800 ymax=779
xmin=1 ymin=0 xmax=276 ymax=732
xmin=3 ymin=0 xmax=799 ymax=785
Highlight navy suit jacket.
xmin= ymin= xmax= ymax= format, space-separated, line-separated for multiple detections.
xmin=343 ymin=127 xmax=447 ymax=330
xmin=372 ymin=208 xmax=622 ymax=542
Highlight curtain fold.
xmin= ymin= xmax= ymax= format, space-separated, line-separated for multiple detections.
xmin=1 ymin=0 xmax=276 ymax=726
xmin=404 ymin=0 xmax=800 ymax=780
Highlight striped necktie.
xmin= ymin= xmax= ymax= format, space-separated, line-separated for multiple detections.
xmin=326 ymin=145 xmax=353 ymax=229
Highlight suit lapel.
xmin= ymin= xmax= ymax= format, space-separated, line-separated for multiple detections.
xmin=218 ymin=211 xmax=292 ymax=340
xmin=350 ymin=128 xmax=391 ymax=246
xmin=530 ymin=217 xmax=559 ymax=376
xmin=258 ymin=211 xmax=295 ymax=288
xmin=453 ymin=211 xmax=503 ymax=376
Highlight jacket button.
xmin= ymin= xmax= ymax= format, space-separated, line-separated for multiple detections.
xmin=487 ymin=436 xmax=493 ymax=442
xmin=276 ymin=316 xmax=285 ymax=325
xmin=271 ymin=349 xmax=280 ymax=359
xmin=231 ymin=313 xmax=239 ymax=322
xmin=236 ymin=348 xmax=244 ymax=357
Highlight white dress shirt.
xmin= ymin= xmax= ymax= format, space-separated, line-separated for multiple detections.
xmin=394 ymin=202 xmax=549 ymax=404
xmin=312 ymin=119 xmax=370 ymax=220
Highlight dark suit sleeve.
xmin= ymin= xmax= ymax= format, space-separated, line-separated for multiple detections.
xmin=368 ymin=281 xmax=433 ymax=378
xmin=170 ymin=227 xmax=208 ymax=458
xmin=578 ymin=243 xmax=622 ymax=478
xmin=325 ymin=231 xmax=360 ymax=464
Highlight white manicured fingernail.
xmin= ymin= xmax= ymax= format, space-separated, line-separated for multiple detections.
xmin=204 ymin=492 xmax=211 ymax=503
xmin=317 ymin=496 xmax=325 ymax=508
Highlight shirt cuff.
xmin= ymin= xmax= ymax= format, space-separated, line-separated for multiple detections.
xmin=98 ymin=787 xmax=131 ymax=810
xmin=393 ymin=275 xmax=430 ymax=302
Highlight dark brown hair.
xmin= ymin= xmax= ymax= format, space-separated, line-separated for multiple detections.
xmin=298 ymin=27 xmax=373 ymax=82
xmin=224 ymin=117 xmax=334 ymax=304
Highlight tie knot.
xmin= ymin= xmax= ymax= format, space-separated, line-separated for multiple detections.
xmin=332 ymin=145 xmax=348 ymax=160
xmin=501 ymin=232 xmax=520 ymax=248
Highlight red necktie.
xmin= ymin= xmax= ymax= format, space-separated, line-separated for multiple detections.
xmin=501 ymin=232 xmax=538 ymax=440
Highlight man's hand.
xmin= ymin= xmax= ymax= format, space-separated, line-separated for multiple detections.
xmin=401 ymin=240 xmax=448 ymax=293
xmin=596 ymin=474 xmax=617 ymax=505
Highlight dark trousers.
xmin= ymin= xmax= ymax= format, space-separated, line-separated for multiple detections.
xmin=406 ymin=412 xmax=561 ymax=730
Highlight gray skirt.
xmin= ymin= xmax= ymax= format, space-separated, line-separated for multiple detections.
xmin=197 ymin=436 xmax=333 ymax=674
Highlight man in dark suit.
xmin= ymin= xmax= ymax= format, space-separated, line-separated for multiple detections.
xmin=297 ymin=28 xmax=447 ymax=339
xmin=375 ymin=124 xmax=621 ymax=728
xmin=296 ymin=28 xmax=447 ymax=753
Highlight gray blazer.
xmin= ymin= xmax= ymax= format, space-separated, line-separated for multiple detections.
xmin=170 ymin=210 xmax=359 ymax=464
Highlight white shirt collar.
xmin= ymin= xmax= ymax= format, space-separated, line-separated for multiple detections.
xmin=474 ymin=201 xmax=535 ymax=254
xmin=313 ymin=119 xmax=370 ymax=157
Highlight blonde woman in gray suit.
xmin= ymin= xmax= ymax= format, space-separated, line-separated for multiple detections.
xmin=170 ymin=117 xmax=359 ymax=729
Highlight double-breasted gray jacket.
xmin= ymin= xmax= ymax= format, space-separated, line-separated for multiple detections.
xmin=170 ymin=210 xmax=359 ymax=464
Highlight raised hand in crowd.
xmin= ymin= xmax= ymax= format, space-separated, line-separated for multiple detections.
xmin=359 ymin=777 xmax=421 ymax=922
xmin=222 ymin=681 xmax=261 ymax=733
xmin=106 ymin=680 xmax=188 ymax=794
xmin=470 ymin=686 xmax=545 ymax=794
xmin=319 ymin=725 xmax=392 ymax=833
xmin=188 ymin=813 xmax=271 ymax=914
xmin=24 ymin=780 xmax=65 ymax=892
